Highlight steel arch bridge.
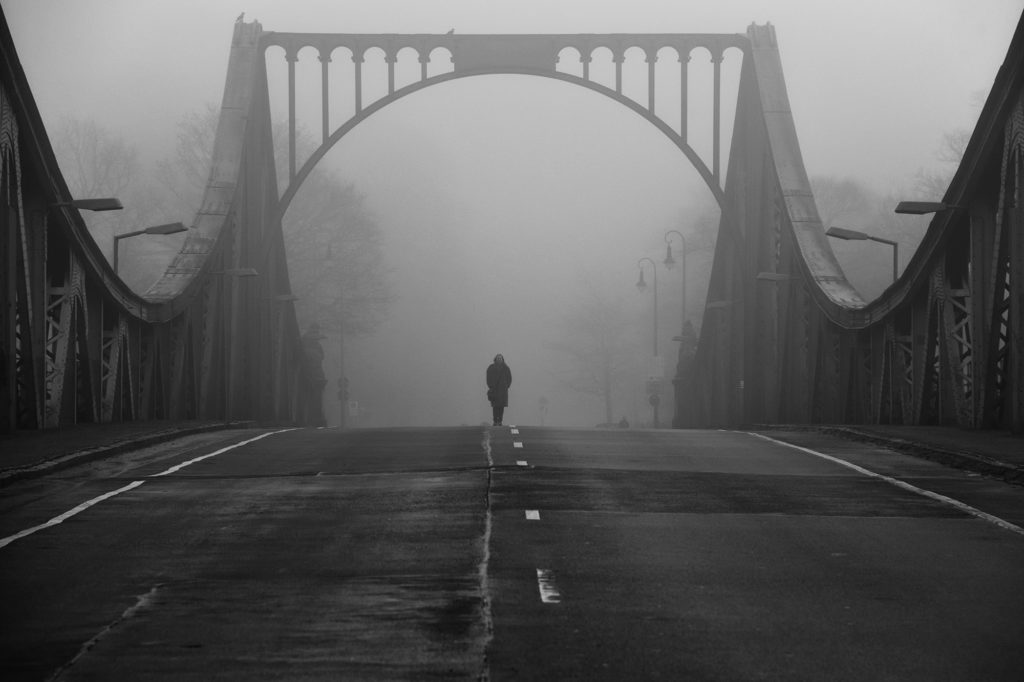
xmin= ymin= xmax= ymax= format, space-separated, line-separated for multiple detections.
xmin=1 ymin=12 xmax=1021 ymax=433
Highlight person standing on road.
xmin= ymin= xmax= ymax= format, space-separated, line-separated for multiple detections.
xmin=486 ymin=354 xmax=512 ymax=426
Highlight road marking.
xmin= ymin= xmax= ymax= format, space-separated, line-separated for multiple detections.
xmin=748 ymin=432 xmax=1024 ymax=538
xmin=511 ymin=428 xmax=520 ymax=435
xmin=150 ymin=429 xmax=293 ymax=477
xmin=516 ymin=460 xmax=528 ymax=466
xmin=536 ymin=568 xmax=562 ymax=603
xmin=0 ymin=480 xmax=145 ymax=550
xmin=513 ymin=441 xmax=523 ymax=449
xmin=479 ymin=428 xmax=495 ymax=680
xmin=525 ymin=509 xmax=540 ymax=520
xmin=0 ymin=429 xmax=295 ymax=551
xmin=508 ymin=424 xmax=517 ymax=428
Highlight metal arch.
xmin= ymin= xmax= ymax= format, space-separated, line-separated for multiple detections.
xmin=276 ymin=66 xmax=726 ymax=222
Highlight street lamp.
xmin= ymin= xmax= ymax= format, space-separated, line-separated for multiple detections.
xmin=213 ymin=267 xmax=259 ymax=277
xmin=113 ymin=222 xmax=188 ymax=274
xmin=894 ymin=201 xmax=964 ymax=215
xmin=663 ymin=230 xmax=689 ymax=335
xmin=826 ymin=226 xmax=899 ymax=283
xmin=53 ymin=197 xmax=123 ymax=212
xmin=755 ymin=272 xmax=795 ymax=282
xmin=637 ymin=256 xmax=662 ymax=428
xmin=636 ymin=257 xmax=659 ymax=358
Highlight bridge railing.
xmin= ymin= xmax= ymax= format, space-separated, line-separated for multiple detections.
xmin=0 ymin=14 xmax=322 ymax=432
xmin=682 ymin=20 xmax=1023 ymax=432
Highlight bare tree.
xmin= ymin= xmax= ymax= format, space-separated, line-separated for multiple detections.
xmin=810 ymin=175 xmax=873 ymax=228
xmin=156 ymin=105 xmax=393 ymax=337
xmin=49 ymin=117 xmax=176 ymax=290
xmin=547 ymin=273 xmax=640 ymax=425
xmin=914 ymin=128 xmax=971 ymax=199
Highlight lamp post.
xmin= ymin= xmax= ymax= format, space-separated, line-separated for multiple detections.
xmin=636 ymin=256 xmax=660 ymax=427
xmin=636 ymin=257 xmax=659 ymax=358
xmin=894 ymin=201 xmax=964 ymax=214
xmin=113 ymin=222 xmax=188 ymax=274
xmin=663 ymin=230 xmax=689 ymax=336
xmin=826 ymin=226 xmax=899 ymax=283
xmin=53 ymin=197 xmax=123 ymax=212
xmin=664 ymin=230 xmax=690 ymax=429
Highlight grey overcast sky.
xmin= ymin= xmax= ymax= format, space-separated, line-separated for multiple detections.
xmin=3 ymin=0 xmax=1022 ymax=427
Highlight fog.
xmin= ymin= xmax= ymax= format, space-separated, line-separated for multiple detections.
xmin=3 ymin=0 xmax=1020 ymax=427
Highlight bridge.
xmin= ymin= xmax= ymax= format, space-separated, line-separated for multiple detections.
xmin=1 ymin=13 xmax=1021 ymax=434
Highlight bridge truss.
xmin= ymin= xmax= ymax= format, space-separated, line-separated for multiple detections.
xmin=0 ymin=16 xmax=322 ymax=431
xmin=1 ymin=10 xmax=1020 ymax=433
xmin=681 ymin=21 xmax=1024 ymax=431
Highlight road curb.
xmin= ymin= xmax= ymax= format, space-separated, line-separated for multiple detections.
xmin=0 ymin=421 xmax=257 ymax=487
xmin=758 ymin=424 xmax=1024 ymax=486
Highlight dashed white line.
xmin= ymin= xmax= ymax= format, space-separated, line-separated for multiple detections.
xmin=513 ymin=441 xmax=523 ymax=449
xmin=510 ymin=428 xmax=520 ymax=435
xmin=536 ymin=568 xmax=562 ymax=603
xmin=525 ymin=509 xmax=540 ymax=520
xmin=516 ymin=460 xmax=528 ymax=467
xmin=748 ymin=431 xmax=1024 ymax=538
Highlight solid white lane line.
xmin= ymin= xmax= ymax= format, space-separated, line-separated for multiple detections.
xmin=478 ymin=429 xmax=495 ymax=680
xmin=748 ymin=432 xmax=1024 ymax=538
xmin=525 ymin=509 xmax=540 ymax=520
xmin=513 ymin=441 xmax=523 ymax=449
xmin=0 ymin=428 xmax=296 ymax=552
xmin=536 ymin=568 xmax=562 ymax=603
xmin=516 ymin=460 xmax=528 ymax=467
xmin=483 ymin=428 xmax=494 ymax=468
xmin=150 ymin=429 xmax=294 ymax=477
xmin=0 ymin=480 xmax=145 ymax=550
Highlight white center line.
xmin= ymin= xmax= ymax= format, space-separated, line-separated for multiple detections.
xmin=516 ymin=460 xmax=528 ymax=466
xmin=513 ymin=441 xmax=523 ymax=449
xmin=748 ymin=431 xmax=1024 ymax=537
xmin=536 ymin=568 xmax=562 ymax=603
xmin=0 ymin=428 xmax=295 ymax=551
xmin=525 ymin=509 xmax=540 ymax=520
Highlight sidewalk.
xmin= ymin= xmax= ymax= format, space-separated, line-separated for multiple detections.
xmin=0 ymin=420 xmax=256 ymax=486
xmin=763 ymin=424 xmax=1024 ymax=485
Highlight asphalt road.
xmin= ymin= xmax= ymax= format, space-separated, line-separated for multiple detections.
xmin=1 ymin=425 xmax=1023 ymax=680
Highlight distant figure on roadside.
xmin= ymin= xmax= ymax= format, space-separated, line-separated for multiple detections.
xmin=486 ymin=354 xmax=512 ymax=426
xmin=301 ymin=323 xmax=327 ymax=426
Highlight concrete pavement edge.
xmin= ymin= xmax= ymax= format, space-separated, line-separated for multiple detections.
xmin=0 ymin=421 xmax=258 ymax=487
xmin=758 ymin=424 xmax=1024 ymax=487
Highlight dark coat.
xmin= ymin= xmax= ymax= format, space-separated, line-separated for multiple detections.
xmin=486 ymin=362 xmax=512 ymax=408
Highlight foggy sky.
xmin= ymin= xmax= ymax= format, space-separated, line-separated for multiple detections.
xmin=3 ymin=0 xmax=1021 ymax=427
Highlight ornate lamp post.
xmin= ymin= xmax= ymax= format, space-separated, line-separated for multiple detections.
xmin=664 ymin=230 xmax=693 ymax=429
xmin=636 ymin=256 xmax=660 ymax=427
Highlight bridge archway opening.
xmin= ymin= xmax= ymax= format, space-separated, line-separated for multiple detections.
xmin=262 ymin=41 xmax=746 ymax=218
xmin=269 ymin=70 xmax=725 ymax=427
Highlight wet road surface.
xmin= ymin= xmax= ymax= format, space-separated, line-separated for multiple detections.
xmin=2 ymin=426 xmax=1023 ymax=680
